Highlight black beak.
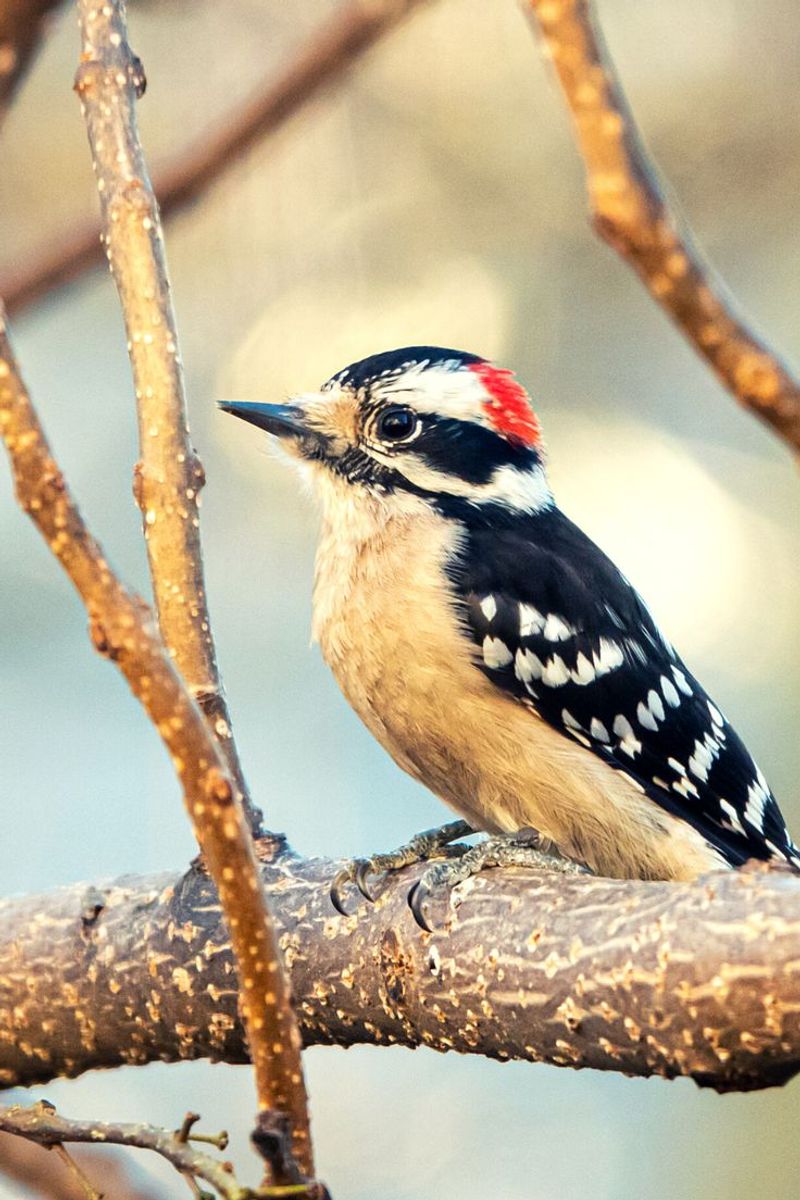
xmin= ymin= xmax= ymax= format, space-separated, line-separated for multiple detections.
xmin=219 ymin=401 xmax=309 ymax=440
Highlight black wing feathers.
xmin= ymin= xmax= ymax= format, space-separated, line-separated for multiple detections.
xmin=450 ymin=507 xmax=797 ymax=869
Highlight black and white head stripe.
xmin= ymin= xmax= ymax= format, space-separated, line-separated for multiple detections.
xmin=315 ymin=346 xmax=552 ymax=515
xmin=452 ymin=505 xmax=800 ymax=869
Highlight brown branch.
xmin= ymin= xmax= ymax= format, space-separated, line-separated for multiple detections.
xmin=74 ymin=0 xmax=260 ymax=838
xmin=0 ymin=0 xmax=63 ymax=128
xmin=0 ymin=324 xmax=314 ymax=1185
xmin=0 ymin=1101 xmax=312 ymax=1200
xmin=1 ymin=0 xmax=431 ymax=316
xmin=523 ymin=0 xmax=800 ymax=453
xmin=3 ymin=846 xmax=800 ymax=1094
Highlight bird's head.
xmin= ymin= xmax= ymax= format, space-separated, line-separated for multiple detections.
xmin=221 ymin=346 xmax=552 ymax=520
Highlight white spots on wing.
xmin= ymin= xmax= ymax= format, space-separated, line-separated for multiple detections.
xmin=572 ymin=653 xmax=596 ymax=685
xmin=519 ymin=603 xmax=545 ymax=637
xmin=594 ymin=638 xmax=624 ymax=676
xmin=660 ymin=675 xmax=681 ymax=708
xmin=672 ymin=776 xmax=699 ymax=800
xmin=483 ymin=636 xmax=512 ymax=669
xmin=480 ymin=594 xmax=497 ymax=622
xmin=652 ymin=776 xmax=670 ymax=791
xmin=613 ymin=713 xmax=642 ymax=758
xmin=688 ymin=730 xmax=723 ymax=784
xmin=671 ymin=666 xmax=693 ymax=697
xmin=542 ymin=655 xmax=571 ymax=687
xmin=561 ymin=709 xmax=582 ymax=731
xmin=515 ymin=648 xmax=544 ymax=683
xmin=707 ymin=699 xmax=724 ymax=728
xmin=647 ymin=690 xmax=665 ymax=723
xmin=636 ymin=701 xmax=659 ymax=733
xmin=744 ymin=778 xmax=770 ymax=833
xmin=590 ymin=718 xmax=609 ymax=743
xmin=543 ymin=613 xmax=574 ymax=642
xmin=720 ymin=799 xmax=747 ymax=836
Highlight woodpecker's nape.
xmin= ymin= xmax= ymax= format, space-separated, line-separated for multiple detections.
xmin=223 ymin=344 xmax=799 ymax=927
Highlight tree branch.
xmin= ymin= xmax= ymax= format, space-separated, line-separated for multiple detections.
xmin=0 ymin=0 xmax=63 ymax=128
xmin=74 ymin=0 xmax=260 ymax=837
xmin=523 ymin=0 xmax=800 ymax=453
xmin=0 ymin=1101 xmax=314 ymax=1200
xmin=3 ymin=845 xmax=800 ymax=1094
xmin=0 ymin=322 xmax=313 ymax=1183
xmin=1 ymin=0 xmax=431 ymax=316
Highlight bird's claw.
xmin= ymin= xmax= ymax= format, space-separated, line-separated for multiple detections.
xmin=329 ymin=821 xmax=474 ymax=918
xmin=330 ymin=858 xmax=376 ymax=915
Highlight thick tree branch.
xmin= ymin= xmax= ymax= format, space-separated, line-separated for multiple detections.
xmin=524 ymin=0 xmax=800 ymax=453
xmin=1 ymin=0 xmax=431 ymax=316
xmin=74 ymin=0 xmax=260 ymax=836
xmin=3 ymin=846 xmax=800 ymax=1094
xmin=0 ymin=0 xmax=63 ymax=128
xmin=0 ymin=323 xmax=313 ymax=1184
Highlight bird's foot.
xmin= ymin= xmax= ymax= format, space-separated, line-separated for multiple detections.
xmin=330 ymin=820 xmax=473 ymax=916
xmin=408 ymin=829 xmax=589 ymax=931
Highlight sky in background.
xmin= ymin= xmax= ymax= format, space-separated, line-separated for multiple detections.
xmin=2 ymin=1 xmax=800 ymax=1196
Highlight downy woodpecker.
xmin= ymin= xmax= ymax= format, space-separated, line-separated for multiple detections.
xmin=222 ymin=346 xmax=798 ymax=922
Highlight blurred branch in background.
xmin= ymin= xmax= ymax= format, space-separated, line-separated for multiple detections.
xmin=3 ymin=850 xmax=800 ymax=1096
xmin=0 ymin=0 xmax=432 ymax=316
xmin=0 ymin=0 xmax=63 ymax=128
xmin=0 ymin=1130 xmax=160 ymax=1200
xmin=524 ymin=0 xmax=800 ymax=454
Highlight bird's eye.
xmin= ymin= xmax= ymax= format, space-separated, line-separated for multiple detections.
xmin=375 ymin=406 xmax=417 ymax=443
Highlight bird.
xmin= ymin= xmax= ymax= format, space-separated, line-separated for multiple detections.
xmin=221 ymin=345 xmax=799 ymax=926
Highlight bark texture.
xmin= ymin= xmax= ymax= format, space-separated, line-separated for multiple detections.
xmin=3 ymin=844 xmax=800 ymax=1095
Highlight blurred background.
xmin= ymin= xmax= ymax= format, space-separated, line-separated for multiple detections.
xmin=1 ymin=0 xmax=800 ymax=1195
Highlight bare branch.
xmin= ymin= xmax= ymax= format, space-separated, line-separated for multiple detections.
xmin=0 ymin=0 xmax=62 ymax=128
xmin=0 ymin=323 xmax=313 ymax=1182
xmin=3 ymin=847 xmax=800 ymax=1094
xmin=524 ymin=0 xmax=800 ymax=453
xmin=74 ymin=0 xmax=260 ymax=837
xmin=1 ymin=0 xmax=432 ymax=316
xmin=0 ymin=1101 xmax=314 ymax=1200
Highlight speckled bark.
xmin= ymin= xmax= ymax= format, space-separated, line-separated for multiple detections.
xmin=74 ymin=0 xmax=258 ymax=835
xmin=3 ymin=845 xmax=800 ymax=1094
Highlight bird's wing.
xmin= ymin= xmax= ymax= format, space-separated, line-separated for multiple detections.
xmin=452 ymin=509 xmax=797 ymax=867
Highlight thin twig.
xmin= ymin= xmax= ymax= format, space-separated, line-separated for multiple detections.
xmin=0 ymin=1101 xmax=313 ymax=1200
xmin=0 ymin=320 xmax=314 ymax=1184
xmin=74 ymin=0 xmax=261 ymax=835
xmin=0 ymin=0 xmax=63 ymax=128
xmin=1 ymin=0 xmax=431 ymax=315
xmin=524 ymin=0 xmax=800 ymax=453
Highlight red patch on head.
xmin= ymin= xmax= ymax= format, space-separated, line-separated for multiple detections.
xmin=469 ymin=362 xmax=541 ymax=448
